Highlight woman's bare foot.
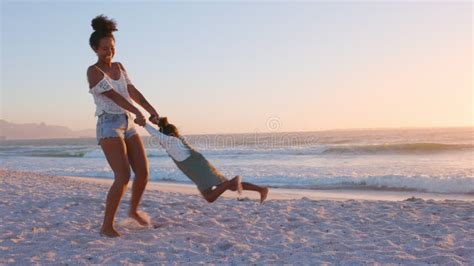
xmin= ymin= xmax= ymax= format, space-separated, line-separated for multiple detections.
xmin=229 ymin=176 xmax=243 ymax=194
xmin=260 ymin=187 xmax=269 ymax=204
xmin=128 ymin=211 xmax=150 ymax=226
xmin=100 ymin=227 xmax=121 ymax=238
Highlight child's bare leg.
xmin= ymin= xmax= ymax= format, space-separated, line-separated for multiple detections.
xmin=202 ymin=176 xmax=241 ymax=203
xmin=242 ymin=182 xmax=269 ymax=203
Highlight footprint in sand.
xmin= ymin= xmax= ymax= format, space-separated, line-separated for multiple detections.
xmin=217 ymin=240 xmax=233 ymax=251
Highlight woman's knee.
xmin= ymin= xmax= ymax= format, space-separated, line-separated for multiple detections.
xmin=114 ymin=170 xmax=131 ymax=186
xmin=100 ymin=137 xmax=132 ymax=186
xmin=137 ymin=167 xmax=150 ymax=179
xmin=133 ymin=168 xmax=149 ymax=183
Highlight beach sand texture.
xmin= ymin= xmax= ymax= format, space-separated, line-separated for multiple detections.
xmin=1 ymin=169 xmax=473 ymax=264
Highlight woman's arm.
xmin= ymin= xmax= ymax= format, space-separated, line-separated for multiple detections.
xmin=87 ymin=66 xmax=146 ymax=124
xmin=117 ymin=63 xmax=159 ymax=121
xmin=128 ymin=84 xmax=157 ymax=114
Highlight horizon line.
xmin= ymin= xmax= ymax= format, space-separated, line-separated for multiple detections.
xmin=1 ymin=125 xmax=473 ymax=141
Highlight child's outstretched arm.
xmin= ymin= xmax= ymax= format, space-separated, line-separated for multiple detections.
xmin=144 ymin=123 xmax=166 ymax=141
xmin=144 ymin=123 xmax=191 ymax=162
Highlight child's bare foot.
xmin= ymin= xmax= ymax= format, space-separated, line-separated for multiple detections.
xmin=128 ymin=211 xmax=150 ymax=226
xmin=100 ymin=227 xmax=121 ymax=238
xmin=229 ymin=175 xmax=242 ymax=194
xmin=260 ymin=187 xmax=269 ymax=204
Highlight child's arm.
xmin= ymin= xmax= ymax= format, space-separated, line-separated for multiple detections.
xmin=144 ymin=123 xmax=191 ymax=161
xmin=144 ymin=123 xmax=168 ymax=145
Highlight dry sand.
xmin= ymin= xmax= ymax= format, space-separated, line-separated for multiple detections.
xmin=1 ymin=169 xmax=473 ymax=264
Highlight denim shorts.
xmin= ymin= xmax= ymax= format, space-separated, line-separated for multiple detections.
xmin=96 ymin=112 xmax=138 ymax=145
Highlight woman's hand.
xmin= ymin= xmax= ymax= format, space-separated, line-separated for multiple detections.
xmin=148 ymin=110 xmax=160 ymax=125
xmin=134 ymin=112 xmax=147 ymax=127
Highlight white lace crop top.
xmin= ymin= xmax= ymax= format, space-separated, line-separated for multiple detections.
xmin=88 ymin=63 xmax=134 ymax=116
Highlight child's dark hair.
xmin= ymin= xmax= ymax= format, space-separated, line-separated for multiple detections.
xmin=89 ymin=14 xmax=117 ymax=51
xmin=158 ymin=117 xmax=180 ymax=137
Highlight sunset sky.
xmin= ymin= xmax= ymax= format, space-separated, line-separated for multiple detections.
xmin=1 ymin=1 xmax=472 ymax=134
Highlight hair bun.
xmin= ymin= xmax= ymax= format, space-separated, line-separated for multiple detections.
xmin=158 ymin=117 xmax=169 ymax=128
xmin=91 ymin=14 xmax=117 ymax=33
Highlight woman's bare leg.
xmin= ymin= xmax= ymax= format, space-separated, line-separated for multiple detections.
xmin=99 ymin=137 xmax=131 ymax=237
xmin=242 ymin=182 xmax=269 ymax=204
xmin=125 ymin=134 xmax=150 ymax=226
xmin=201 ymin=176 xmax=241 ymax=203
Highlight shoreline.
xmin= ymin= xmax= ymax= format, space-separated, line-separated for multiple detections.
xmin=62 ymin=175 xmax=474 ymax=202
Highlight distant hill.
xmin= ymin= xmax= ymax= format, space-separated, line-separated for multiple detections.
xmin=0 ymin=120 xmax=95 ymax=140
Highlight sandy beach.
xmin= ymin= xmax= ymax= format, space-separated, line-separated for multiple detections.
xmin=1 ymin=169 xmax=473 ymax=264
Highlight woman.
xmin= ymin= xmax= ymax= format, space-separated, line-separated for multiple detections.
xmin=87 ymin=15 xmax=159 ymax=237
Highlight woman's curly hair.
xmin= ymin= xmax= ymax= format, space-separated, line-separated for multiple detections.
xmin=89 ymin=14 xmax=118 ymax=51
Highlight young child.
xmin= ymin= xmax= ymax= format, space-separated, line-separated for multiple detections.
xmin=144 ymin=117 xmax=269 ymax=203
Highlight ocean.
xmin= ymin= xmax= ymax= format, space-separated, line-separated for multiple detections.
xmin=1 ymin=127 xmax=473 ymax=194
